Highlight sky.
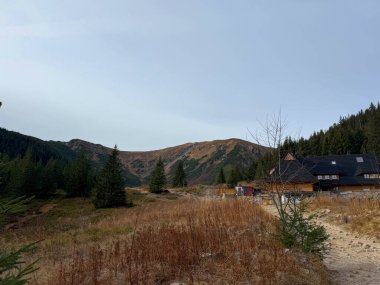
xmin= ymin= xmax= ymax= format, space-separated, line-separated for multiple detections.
xmin=0 ymin=1 xmax=379 ymax=151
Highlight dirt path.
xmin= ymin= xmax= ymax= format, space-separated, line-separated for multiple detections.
xmin=262 ymin=205 xmax=380 ymax=285
xmin=5 ymin=203 xmax=57 ymax=230
xmin=317 ymin=216 xmax=380 ymax=285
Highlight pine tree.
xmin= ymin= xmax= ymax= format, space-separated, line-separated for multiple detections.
xmin=254 ymin=160 xmax=265 ymax=180
xmin=216 ymin=167 xmax=226 ymax=184
xmin=6 ymin=149 xmax=36 ymax=197
xmin=245 ymin=161 xmax=257 ymax=182
xmin=149 ymin=157 xmax=166 ymax=193
xmin=227 ymin=166 xmax=242 ymax=188
xmin=92 ymin=146 xmax=127 ymax=208
xmin=367 ymin=106 xmax=380 ymax=159
xmin=65 ymin=152 xmax=93 ymax=197
xmin=172 ymin=160 xmax=187 ymax=187
xmin=0 ymin=196 xmax=39 ymax=284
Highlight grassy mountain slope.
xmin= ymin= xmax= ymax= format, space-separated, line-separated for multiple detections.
xmin=66 ymin=138 xmax=268 ymax=186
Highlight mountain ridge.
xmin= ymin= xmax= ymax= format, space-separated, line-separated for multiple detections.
xmin=65 ymin=137 xmax=268 ymax=186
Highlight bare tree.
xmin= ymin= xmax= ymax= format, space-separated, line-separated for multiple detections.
xmin=250 ymin=109 xmax=329 ymax=258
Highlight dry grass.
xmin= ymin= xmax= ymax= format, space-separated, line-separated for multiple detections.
xmin=1 ymin=197 xmax=330 ymax=285
xmin=309 ymin=195 xmax=380 ymax=237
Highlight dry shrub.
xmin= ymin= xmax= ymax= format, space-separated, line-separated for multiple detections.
xmin=23 ymin=199 xmax=329 ymax=285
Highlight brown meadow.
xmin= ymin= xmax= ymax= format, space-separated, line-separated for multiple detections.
xmin=1 ymin=196 xmax=329 ymax=284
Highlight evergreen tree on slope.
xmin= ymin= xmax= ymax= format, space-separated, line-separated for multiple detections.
xmin=149 ymin=157 xmax=166 ymax=193
xmin=93 ymin=146 xmax=126 ymax=208
xmin=172 ymin=160 xmax=187 ymax=187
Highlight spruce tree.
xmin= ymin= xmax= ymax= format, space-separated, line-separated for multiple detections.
xmin=38 ymin=159 xmax=58 ymax=197
xmin=6 ymin=149 xmax=36 ymax=197
xmin=367 ymin=107 xmax=380 ymax=159
xmin=245 ymin=161 xmax=257 ymax=182
xmin=93 ymin=146 xmax=126 ymax=208
xmin=216 ymin=167 xmax=226 ymax=184
xmin=65 ymin=152 xmax=93 ymax=197
xmin=227 ymin=166 xmax=242 ymax=188
xmin=172 ymin=160 xmax=187 ymax=187
xmin=149 ymin=157 xmax=166 ymax=193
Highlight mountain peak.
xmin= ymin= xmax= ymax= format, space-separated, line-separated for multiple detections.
xmin=65 ymin=138 xmax=268 ymax=186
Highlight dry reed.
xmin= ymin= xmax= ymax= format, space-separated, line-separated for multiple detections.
xmin=3 ymin=198 xmax=329 ymax=285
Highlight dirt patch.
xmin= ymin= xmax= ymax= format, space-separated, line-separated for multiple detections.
xmin=5 ymin=203 xmax=57 ymax=230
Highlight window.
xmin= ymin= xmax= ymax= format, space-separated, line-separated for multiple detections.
xmin=331 ymin=175 xmax=339 ymax=179
xmin=366 ymin=174 xmax=380 ymax=179
xmin=356 ymin=157 xmax=364 ymax=163
xmin=323 ymin=175 xmax=330 ymax=180
xmin=317 ymin=175 xmax=323 ymax=180
xmin=331 ymin=161 xmax=336 ymax=165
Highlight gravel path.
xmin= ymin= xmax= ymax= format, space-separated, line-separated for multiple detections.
xmin=262 ymin=205 xmax=380 ymax=285
xmin=318 ymin=217 xmax=380 ymax=285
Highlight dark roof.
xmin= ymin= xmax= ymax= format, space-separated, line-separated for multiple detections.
xmin=269 ymin=159 xmax=318 ymax=183
xmin=268 ymin=154 xmax=380 ymax=187
xmin=299 ymin=154 xmax=379 ymax=176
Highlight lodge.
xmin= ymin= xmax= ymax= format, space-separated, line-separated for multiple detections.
xmin=267 ymin=153 xmax=380 ymax=193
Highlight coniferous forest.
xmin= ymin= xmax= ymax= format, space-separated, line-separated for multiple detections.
xmin=244 ymin=102 xmax=380 ymax=180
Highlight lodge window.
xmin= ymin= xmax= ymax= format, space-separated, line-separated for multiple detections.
xmin=324 ymin=175 xmax=330 ymax=180
xmin=356 ymin=157 xmax=364 ymax=163
xmin=364 ymin=174 xmax=380 ymax=179
xmin=317 ymin=175 xmax=323 ymax=180
xmin=331 ymin=175 xmax=339 ymax=179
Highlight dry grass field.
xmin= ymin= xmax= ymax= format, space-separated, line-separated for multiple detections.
xmin=309 ymin=195 xmax=380 ymax=237
xmin=1 ymin=192 xmax=330 ymax=285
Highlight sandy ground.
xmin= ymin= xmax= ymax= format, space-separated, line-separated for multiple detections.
xmin=262 ymin=205 xmax=380 ymax=285
xmin=318 ymin=215 xmax=380 ymax=285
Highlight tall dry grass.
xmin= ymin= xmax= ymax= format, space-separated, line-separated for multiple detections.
xmin=309 ymin=195 xmax=380 ymax=236
xmin=3 ymin=198 xmax=329 ymax=285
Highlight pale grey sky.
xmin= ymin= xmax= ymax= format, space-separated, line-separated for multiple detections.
xmin=1 ymin=1 xmax=379 ymax=150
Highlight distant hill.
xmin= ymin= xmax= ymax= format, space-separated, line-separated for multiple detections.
xmin=2 ymin=102 xmax=379 ymax=186
xmin=66 ymin=138 xmax=269 ymax=186
xmin=0 ymin=127 xmax=268 ymax=186
xmin=0 ymin=128 xmax=76 ymax=162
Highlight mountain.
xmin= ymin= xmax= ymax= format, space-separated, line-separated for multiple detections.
xmin=0 ymin=128 xmax=76 ymax=162
xmin=66 ymin=138 xmax=268 ymax=186
xmin=0 ymin=127 xmax=267 ymax=186
xmin=2 ymin=102 xmax=379 ymax=186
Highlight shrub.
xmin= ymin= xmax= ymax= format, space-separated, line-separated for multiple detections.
xmin=278 ymin=201 xmax=329 ymax=258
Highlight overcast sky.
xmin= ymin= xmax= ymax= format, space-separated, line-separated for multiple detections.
xmin=1 ymin=1 xmax=379 ymax=151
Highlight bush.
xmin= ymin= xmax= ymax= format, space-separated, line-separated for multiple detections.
xmin=278 ymin=201 xmax=329 ymax=258
xmin=0 ymin=196 xmax=39 ymax=284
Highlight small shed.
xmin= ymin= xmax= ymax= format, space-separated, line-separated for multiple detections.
xmin=235 ymin=185 xmax=261 ymax=196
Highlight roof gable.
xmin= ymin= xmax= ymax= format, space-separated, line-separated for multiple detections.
xmin=269 ymin=159 xmax=317 ymax=183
